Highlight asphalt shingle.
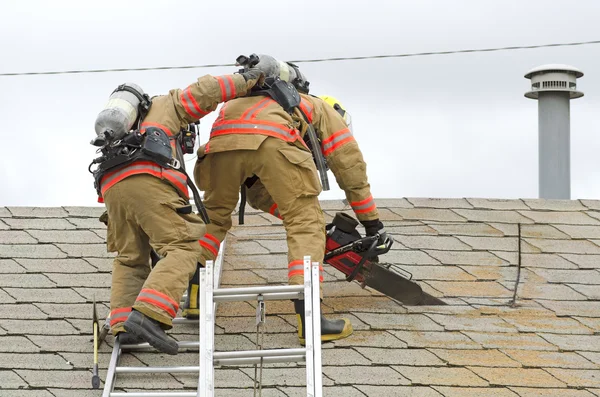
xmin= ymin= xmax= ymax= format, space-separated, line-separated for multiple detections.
xmin=1 ymin=199 xmax=599 ymax=395
xmin=0 ymin=258 xmax=26 ymax=273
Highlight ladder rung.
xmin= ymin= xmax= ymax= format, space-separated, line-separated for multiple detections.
xmin=213 ymin=285 xmax=304 ymax=296
xmin=110 ymin=393 xmax=196 ymax=397
xmin=172 ymin=317 xmax=198 ymax=325
xmin=215 ymin=355 xmax=305 ymax=366
xmin=214 ymin=348 xmax=306 ymax=360
xmin=116 ymin=366 xmax=199 ymax=374
xmin=115 ymin=355 xmax=306 ymax=375
xmin=121 ymin=341 xmax=199 ymax=351
xmin=214 ymin=291 xmax=304 ymax=302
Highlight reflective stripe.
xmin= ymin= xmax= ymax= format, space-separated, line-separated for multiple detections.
xmin=101 ymin=162 xmax=162 ymax=195
xmin=322 ymin=128 xmax=354 ymax=156
xmin=211 ymin=121 xmax=298 ymax=142
xmin=322 ymin=128 xmax=351 ymax=146
xmin=318 ymin=264 xmax=324 ymax=282
xmin=215 ymin=102 xmax=228 ymax=124
xmin=269 ymin=203 xmax=282 ymax=220
xmin=163 ymin=168 xmax=189 ymax=197
xmin=109 ymin=307 xmax=131 ymax=327
xmin=215 ymin=75 xmax=235 ymax=102
xmin=216 ymin=77 xmax=227 ymax=101
xmin=225 ymin=75 xmax=236 ymax=99
xmin=100 ymin=161 xmax=189 ymax=199
xmin=141 ymin=122 xmax=173 ymax=137
xmin=137 ymin=289 xmax=179 ymax=318
xmin=351 ymin=195 xmax=376 ymax=214
xmin=287 ymin=260 xmax=304 ymax=278
xmin=299 ymin=98 xmax=313 ymax=123
xmin=242 ymin=97 xmax=275 ymax=120
xmin=199 ymin=233 xmax=220 ymax=257
xmin=288 ymin=260 xmax=323 ymax=281
xmin=180 ymin=87 xmax=209 ymax=119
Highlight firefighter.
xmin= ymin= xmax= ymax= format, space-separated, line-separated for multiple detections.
xmin=188 ymin=54 xmax=386 ymax=344
xmin=244 ymin=95 xmax=359 ymax=221
xmin=95 ymin=69 xmax=263 ymax=355
xmin=243 ymin=96 xmax=388 ymax=258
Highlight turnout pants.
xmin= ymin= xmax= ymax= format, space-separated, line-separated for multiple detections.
xmin=104 ymin=174 xmax=205 ymax=333
xmin=195 ymin=137 xmax=325 ymax=285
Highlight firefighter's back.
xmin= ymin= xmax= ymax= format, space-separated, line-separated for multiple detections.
xmin=204 ymin=95 xmax=304 ymax=154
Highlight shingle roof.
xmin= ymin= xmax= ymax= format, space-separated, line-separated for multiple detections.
xmin=1 ymin=198 xmax=599 ymax=396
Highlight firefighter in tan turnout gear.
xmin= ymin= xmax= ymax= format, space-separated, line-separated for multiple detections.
xmin=90 ymin=69 xmax=263 ymax=355
xmin=188 ymin=54 xmax=386 ymax=344
xmin=244 ymin=94 xmax=365 ymax=221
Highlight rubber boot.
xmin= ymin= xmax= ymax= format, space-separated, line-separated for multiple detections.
xmin=123 ymin=310 xmax=179 ymax=355
xmin=181 ymin=265 xmax=200 ymax=319
xmin=294 ymin=299 xmax=353 ymax=345
xmin=116 ymin=331 xmax=145 ymax=345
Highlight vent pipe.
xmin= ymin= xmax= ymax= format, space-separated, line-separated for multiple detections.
xmin=524 ymin=64 xmax=584 ymax=199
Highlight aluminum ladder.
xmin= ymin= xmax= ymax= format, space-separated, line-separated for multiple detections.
xmin=100 ymin=241 xmax=226 ymax=397
xmin=198 ymin=255 xmax=323 ymax=397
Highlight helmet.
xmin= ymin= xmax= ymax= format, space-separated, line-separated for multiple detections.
xmin=243 ymin=54 xmax=310 ymax=93
xmin=319 ymin=95 xmax=353 ymax=133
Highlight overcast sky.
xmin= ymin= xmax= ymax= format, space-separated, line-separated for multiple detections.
xmin=1 ymin=0 xmax=599 ymax=206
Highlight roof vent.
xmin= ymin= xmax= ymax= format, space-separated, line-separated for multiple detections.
xmin=524 ymin=64 xmax=584 ymax=99
xmin=524 ymin=64 xmax=584 ymax=200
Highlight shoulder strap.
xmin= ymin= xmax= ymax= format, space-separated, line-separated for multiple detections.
xmin=296 ymin=105 xmax=330 ymax=191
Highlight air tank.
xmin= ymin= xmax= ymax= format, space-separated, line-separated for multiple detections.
xmin=254 ymin=54 xmax=298 ymax=83
xmin=93 ymin=83 xmax=146 ymax=145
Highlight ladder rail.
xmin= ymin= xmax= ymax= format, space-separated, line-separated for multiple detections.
xmin=102 ymin=337 xmax=122 ymax=397
xmin=311 ymin=261 xmax=323 ymax=396
xmin=198 ymin=259 xmax=214 ymax=397
xmin=303 ymin=257 xmax=316 ymax=397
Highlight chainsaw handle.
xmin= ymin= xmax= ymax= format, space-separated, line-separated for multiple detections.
xmin=372 ymin=233 xmax=394 ymax=256
xmin=346 ymin=237 xmax=379 ymax=282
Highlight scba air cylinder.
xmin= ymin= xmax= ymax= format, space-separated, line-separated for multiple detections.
xmin=94 ymin=83 xmax=146 ymax=144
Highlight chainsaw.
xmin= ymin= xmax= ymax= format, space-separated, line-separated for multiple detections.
xmin=324 ymin=212 xmax=446 ymax=306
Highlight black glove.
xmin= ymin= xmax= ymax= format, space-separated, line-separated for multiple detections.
xmin=239 ymin=67 xmax=264 ymax=87
xmin=361 ymin=219 xmax=386 ymax=243
xmin=361 ymin=219 xmax=391 ymax=264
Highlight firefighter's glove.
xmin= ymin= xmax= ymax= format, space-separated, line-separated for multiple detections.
xmin=362 ymin=219 xmax=385 ymax=242
xmin=240 ymin=68 xmax=265 ymax=90
xmin=361 ymin=219 xmax=391 ymax=261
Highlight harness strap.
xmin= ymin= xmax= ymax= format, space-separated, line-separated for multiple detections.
xmin=91 ymin=129 xmax=210 ymax=224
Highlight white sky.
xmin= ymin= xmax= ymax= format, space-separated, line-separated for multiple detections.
xmin=1 ymin=0 xmax=599 ymax=206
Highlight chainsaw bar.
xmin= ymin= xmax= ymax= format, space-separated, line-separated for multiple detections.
xmin=324 ymin=214 xmax=446 ymax=306
xmin=364 ymin=262 xmax=446 ymax=306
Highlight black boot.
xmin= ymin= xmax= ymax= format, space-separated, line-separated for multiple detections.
xmin=116 ymin=331 xmax=145 ymax=345
xmin=182 ymin=265 xmax=200 ymax=319
xmin=123 ymin=310 xmax=179 ymax=355
xmin=294 ymin=299 xmax=353 ymax=345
